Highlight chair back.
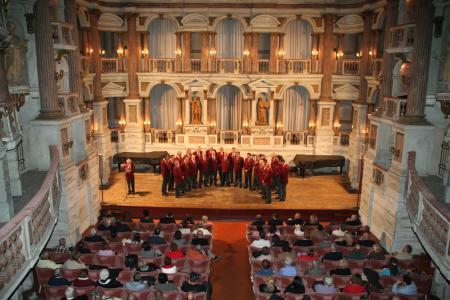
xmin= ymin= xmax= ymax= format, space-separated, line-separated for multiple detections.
xmin=43 ymin=284 xmax=68 ymax=300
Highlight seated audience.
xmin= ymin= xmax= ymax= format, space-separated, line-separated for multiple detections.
xmin=183 ymin=214 xmax=195 ymax=225
xmin=267 ymin=224 xmax=281 ymax=238
xmin=97 ymin=242 xmax=115 ymax=256
xmin=181 ymin=272 xmax=209 ymax=293
xmin=293 ymin=232 xmax=313 ymax=247
xmin=267 ymin=212 xmax=283 ymax=226
xmin=366 ymin=244 xmax=385 ymax=260
xmin=37 ymin=251 xmax=61 ymax=269
xmin=159 ymin=212 xmax=176 ymax=224
xmin=304 ymin=261 xmax=327 ymax=276
xmin=304 ymin=214 xmax=323 ymax=231
xmin=148 ymin=228 xmax=166 ymax=245
xmin=53 ymin=238 xmax=70 ymax=254
xmin=278 ymin=257 xmax=297 ymax=276
xmin=344 ymin=214 xmax=362 ymax=227
xmin=255 ymin=247 xmax=272 ymax=262
xmin=140 ymin=209 xmax=154 ymax=223
xmin=84 ymin=228 xmax=104 ymax=243
xmin=161 ymin=257 xmax=177 ymax=274
xmin=259 ymin=277 xmax=281 ymax=294
xmin=322 ymin=244 xmax=343 ymax=261
xmin=179 ymin=221 xmax=192 ymax=235
xmin=122 ymin=213 xmax=132 ymax=223
xmin=115 ymin=219 xmax=131 ymax=232
xmin=284 ymin=276 xmax=305 ymax=294
xmin=140 ymin=242 xmax=162 ymax=258
xmin=330 ymin=258 xmax=351 ymax=276
xmin=192 ymin=224 xmax=211 ymax=236
xmin=347 ymin=244 xmax=366 ymax=261
xmin=165 ymin=243 xmax=185 ymax=259
xmin=277 ymin=246 xmax=295 ymax=262
xmin=331 ymin=225 xmax=346 ymax=238
xmin=137 ymin=262 xmax=160 ymax=273
xmin=96 ymin=269 xmax=123 ymax=288
xmin=286 ymin=212 xmax=304 ymax=226
xmin=48 ymin=268 xmax=70 ymax=286
xmin=297 ymin=248 xmax=316 ymax=262
xmin=392 ymin=274 xmax=417 ymax=296
xmin=191 ymin=230 xmax=210 ymax=246
xmin=124 ymin=272 xmax=147 ymax=291
xmin=155 ymin=273 xmax=177 ymax=292
xmin=96 ymin=217 xmax=110 ymax=231
xmin=251 ymin=214 xmax=266 ymax=226
xmin=294 ymin=224 xmax=304 ymax=237
xmin=122 ymin=232 xmax=143 ymax=246
xmin=108 ymin=230 xmax=121 ymax=243
xmin=335 ymin=233 xmax=355 ymax=247
xmin=172 ymin=230 xmax=185 ymax=248
xmin=73 ymin=269 xmax=95 ymax=287
xmin=363 ymin=268 xmax=384 ymax=293
xmin=271 ymin=234 xmax=290 ymax=249
xmin=74 ymin=241 xmax=91 ymax=254
xmin=343 ymin=274 xmax=366 ymax=294
xmin=394 ymin=244 xmax=413 ymax=261
xmin=356 ymin=232 xmax=375 ymax=247
xmin=256 ymin=259 xmax=275 ymax=276
xmin=199 ymin=215 xmax=212 ymax=227
xmin=251 ymin=231 xmax=271 ymax=249
xmin=62 ymin=253 xmax=87 ymax=270
xmin=313 ymin=276 xmax=337 ymax=294
xmin=379 ymin=257 xmax=401 ymax=277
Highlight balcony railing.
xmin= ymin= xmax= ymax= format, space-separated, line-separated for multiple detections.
xmin=80 ymin=56 xmax=91 ymax=75
xmin=285 ymin=131 xmax=308 ymax=145
xmin=389 ymin=23 xmax=415 ymax=52
xmin=332 ymin=132 xmax=350 ymax=147
xmin=218 ymin=130 xmax=240 ymax=144
xmin=216 ymin=59 xmax=241 ymax=74
xmin=50 ymin=22 xmax=75 ymax=50
xmin=191 ymin=59 xmax=201 ymax=73
xmin=58 ymin=93 xmax=79 ymax=117
xmin=151 ymin=58 xmax=175 ymax=73
xmin=0 ymin=146 xmax=61 ymax=298
xmin=335 ymin=59 xmax=360 ymax=75
xmin=151 ymin=129 xmax=175 ymax=144
xmin=257 ymin=60 xmax=270 ymax=74
xmin=383 ymin=97 xmax=407 ymax=121
xmin=285 ymin=59 xmax=311 ymax=74
xmin=406 ymin=152 xmax=450 ymax=280
xmin=101 ymin=58 xmax=119 ymax=73
xmin=371 ymin=58 xmax=383 ymax=77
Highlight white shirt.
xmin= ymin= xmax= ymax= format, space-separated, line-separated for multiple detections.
xmin=251 ymin=239 xmax=271 ymax=249
xmin=179 ymin=228 xmax=191 ymax=235
xmin=194 ymin=228 xmax=211 ymax=236
xmin=161 ymin=265 xmax=177 ymax=274
xmin=332 ymin=229 xmax=346 ymax=237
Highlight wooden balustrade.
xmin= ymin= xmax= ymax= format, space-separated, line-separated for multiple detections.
xmin=285 ymin=59 xmax=311 ymax=74
xmin=406 ymin=152 xmax=450 ymax=280
xmin=101 ymin=58 xmax=119 ymax=73
xmin=190 ymin=59 xmax=201 ymax=73
xmin=285 ymin=131 xmax=308 ymax=145
xmin=216 ymin=59 xmax=241 ymax=74
xmin=151 ymin=129 xmax=175 ymax=144
xmin=150 ymin=59 xmax=175 ymax=72
xmin=341 ymin=59 xmax=360 ymax=75
xmin=257 ymin=60 xmax=270 ymax=74
xmin=0 ymin=146 xmax=60 ymax=298
xmin=389 ymin=23 xmax=415 ymax=51
xmin=383 ymin=97 xmax=407 ymax=121
xmin=218 ymin=130 xmax=240 ymax=144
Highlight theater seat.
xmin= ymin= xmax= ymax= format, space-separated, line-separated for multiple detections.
xmin=73 ymin=286 xmax=96 ymax=297
xmin=34 ymin=267 xmax=54 ymax=287
xmin=85 ymin=241 xmax=103 ymax=252
xmin=42 ymin=284 xmax=68 ymax=300
xmin=49 ymin=252 xmax=71 ymax=264
xmin=339 ymin=292 xmax=367 ymax=300
xmin=97 ymin=287 xmax=125 ymax=298
xmin=309 ymin=293 xmax=337 ymax=300
xmin=167 ymin=272 xmax=188 ymax=288
xmin=125 ymin=243 xmax=143 ymax=254
xmin=109 ymin=241 xmax=124 ymax=253
xmin=95 ymin=254 xmax=118 ymax=267
xmin=78 ymin=254 xmax=95 ymax=265
xmin=117 ymin=270 xmax=135 ymax=284
xmin=60 ymin=268 xmax=83 ymax=281
xmin=138 ymin=223 xmax=155 ymax=232
xmin=332 ymin=275 xmax=351 ymax=289
xmin=161 ymin=290 xmax=179 ymax=300
xmin=124 ymin=289 xmax=151 ymax=300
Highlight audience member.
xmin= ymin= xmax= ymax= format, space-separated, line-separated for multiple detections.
xmin=379 ymin=257 xmax=401 ymax=277
xmin=73 ymin=269 xmax=95 ymax=287
xmin=330 ymin=258 xmax=351 ymax=276
xmin=159 ymin=212 xmax=176 ymax=224
xmin=181 ymin=272 xmax=209 ymax=293
xmin=74 ymin=241 xmax=91 ymax=254
xmin=304 ymin=261 xmax=327 ymax=276
xmin=313 ymin=276 xmax=337 ymax=294
xmin=268 ymin=213 xmax=284 ymax=226
xmin=392 ymin=274 xmax=417 ymax=296
xmin=284 ymin=276 xmax=305 ymax=294
xmin=277 ymin=246 xmax=295 ymax=262
xmin=335 ymin=232 xmax=355 ymax=247
xmin=256 ymin=259 xmax=275 ymax=277
xmin=251 ymin=231 xmax=271 ymax=249
xmin=84 ymin=228 xmax=104 ymax=243
xmin=165 ymin=243 xmax=185 ymax=259
xmin=139 ymin=209 xmax=153 ymax=223
xmin=331 ymin=225 xmax=346 ymax=237
xmin=37 ymin=251 xmax=62 ymax=269
xmin=140 ymin=242 xmax=162 ymax=258
xmin=172 ymin=230 xmax=185 ymax=248
xmin=366 ymin=244 xmax=386 ymax=260
xmin=322 ymin=244 xmax=343 ymax=261
xmin=48 ymin=268 xmax=70 ymax=286
xmin=363 ymin=268 xmax=384 ymax=293
xmin=124 ymin=272 xmax=147 ymax=291
xmin=96 ymin=269 xmax=122 ymax=288
xmin=344 ymin=214 xmax=362 ymax=227
xmin=155 ymin=273 xmax=177 ymax=292
xmin=304 ymin=215 xmax=323 ymax=231
xmin=394 ymin=244 xmax=413 ymax=261
xmin=148 ymin=228 xmax=166 ymax=245
xmin=356 ymin=232 xmax=375 ymax=247
xmin=297 ymin=248 xmax=316 ymax=262
xmin=294 ymin=224 xmax=304 ymax=237
xmin=286 ymin=212 xmax=304 ymax=226
xmin=192 ymin=224 xmax=211 ymax=236
xmin=278 ymin=257 xmax=297 ymax=276
xmin=259 ymin=277 xmax=281 ymax=294
xmin=343 ymin=274 xmax=366 ymax=294
xmin=53 ymin=238 xmax=70 ymax=254
xmin=179 ymin=221 xmax=192 ymax=235
xmin=347 ymin=244 xmax=365 ymax=261
xmin=97 ymin=242 xmax=115 ymax=256
xmin=272 ymin=234 xmax=290 ymax=249
xmin=251 ymin=214 xmax=266 ymax=226
xmin=161 ymin=257 xmax=177 ymax=274
xmin=191 ymin=230 xmax=210 ymax=246
xmin=62 ymin=253 xmax=87 ymax=270
xmin=122 ymin=232 xmax=143 ymax=246
xmin=255 ymin=247 xmax=272 ymax=262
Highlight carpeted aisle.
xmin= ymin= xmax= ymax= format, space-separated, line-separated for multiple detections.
xmin=209 ymin=221 xmax=254 ymax=300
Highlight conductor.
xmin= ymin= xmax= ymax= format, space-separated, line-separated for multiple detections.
xmin=124 ymin=158 xmax=135 ymax=195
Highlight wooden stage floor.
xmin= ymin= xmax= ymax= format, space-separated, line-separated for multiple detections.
xmin=101 ymin=171 xmax=359 ymax=220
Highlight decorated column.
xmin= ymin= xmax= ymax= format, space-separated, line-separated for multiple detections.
xmin=182 ymin=32 xmax=191 ymax=72
xmin=269 ymin=33 xmax=278 ymax=73
xmin=200 ymin=32 xmax=209 ymax=72
xmin=210 ymin=32 xmax=217 ymax=72
xmin=251 ymin=32 xmax=258 ymax=73
xmin=175 ymin=32 xmax=182 ymax=72
xmin=243 ymin=33 xmax=251 ymax=73
xmin=278 ymin=33 xmax=285 ymax=73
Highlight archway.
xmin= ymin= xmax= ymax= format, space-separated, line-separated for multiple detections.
xmin=216 ymin=85 xmax=243 ymax=130
xmin=150 ymin=84 xmax=177 ymax=129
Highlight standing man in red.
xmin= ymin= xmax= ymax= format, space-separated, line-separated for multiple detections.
xmin=199 ymin=152 xmax=210 ymax=188
xmin=168 ymin=155 xmax=175 ymax=191
xmin=271 ymin=153 xmax=280 ymax=193
xmin=233 ymin=151 xmax=244 ymax=188
xmin=217 ymin=147 xmax=225 ymax=184
xmin=189 ymin=154 xmax=198 ymax=189
xmin=277 ymin=157 xmax=289 ymax=202
xmin=220 ymin=151 xmax=230 ymax=187
xmin=181 ymin=157 xmax=190 ymax=193
xmin=244 ymin=153 xmax=254 ymax=190
xmin=124 ymin=158 xmax=135 ymax=195
xmin=261 ymin=159 xmax=273 ymax=204
xmin=173 ymin=160 xmax=184 ymax=198
xmin=209 ymin=150 xmax=218 ymax=186
xmin=160 ymin=155 xmax=170 ymax=197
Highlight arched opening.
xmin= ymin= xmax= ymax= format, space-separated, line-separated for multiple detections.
xmin=150 ymin=84 xmax=177 ymax=129
xmin=282 ymin=85 xmax=310 ymax=131
xmin=284 ymin=19 xmax=312 ymax=60
xmin=216 ymin=18 xmax=244 ymax=59
xmin=148 ymin=18 xmax=177 ymax=59
xmin=216 ymin=85 xmax=243 ymax=130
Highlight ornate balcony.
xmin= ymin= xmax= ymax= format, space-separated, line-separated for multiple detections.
xmin=383 ymin=97 xmax=407 ymax=121
xmin=190 ymin=59 xmax=201 ymax=73
xmin=257 ymin=60 xmax=270 ymax=74
xmin=335 ymin=59 xmax=360 ymax=75
xmin=150 ymin=58 xmax=175 ymax=73
xmin=387 ymin=23 xmax=415 ymax=53
xmin=216 ymin=59 xmax=241 ymax=74
xmin=0 ymin=146 xmax=61 ymax=299
xmin=285 ymin=131 xmax=308 ymax=146
xmin=150 ymin=129 xmax=175 ymax=144
xmin=285 ymin=59 xmax=311 ymax=74
xmin=406 ymin=152 xmax=450 ymax=280
xmin=50 ymin=22 xmax=76 ymax=51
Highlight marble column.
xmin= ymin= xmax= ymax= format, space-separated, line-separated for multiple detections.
xmin=117 ymin=32 xmax=124 ymax=71
xmin=82 ymin=29 xmax=90 ymax=56
xmin=319 ymin=15 xmax=334 ymax=102
xmin=251 ymin=32 xmax=258 ymax=74
xmin=184 ymin=95 xmax=190 ymax=125
xmin=210 ymin=32 xmax=217 ymax=72
xmin=311 ymin=33 xmax=319 ymax=73
xmin=269 ymin=33 xmax=278 ymax=73
xmin=65 ymin=0 xmax=84 ymax=109
xmin=200 ymin=32 xmax=209 ymax=72
xmin=377 ymin=0 xmax=398 ymax=113
xmin=90 ymin=10 xmax=102 ymax=102
xmin=182 ymin=32 xmax=191 ymax=73
xmin=356 ymin=12 xmax=373 ymax=104
xmin=243 ymin=33 xmax=251 ymax=73
xmin=126 ymin=14 xmax=139 ymax=98
xmin=251 ymin=93 xmax=257 ymax=126
xmin=401 ymin=0 xmax=434 ymax=124
xmin=35 ymin=0 xmax=62 ymax=118
xmin=278 ymin=33 xmax=285 ymax=74
xmin=142 ymin=32 xmax=149 ymax=72
xmin=175 ymin=32 xmax=182 ymax=72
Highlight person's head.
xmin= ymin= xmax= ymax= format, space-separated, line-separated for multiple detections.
xmin=255 ymin=214 xmax=262 ymax=221
xmin=339 ymin=258 xmax=348 ymax=268
xmin=174 ymin=160 xmax=180 ymax=167
xmin=403 ymin=244 xmax=413 ymax=254
xmin=99 ymin=268 xmax=110 ymax=281
xmin=309 ymin=214 xmax=318 ymax=224
xmin=174 ymin=230 xmax=182 ymax=240
xmin=58 ymin=238 xmax=66 ymax=247
xmin=163 ymin=256 xmax=172 ymax=266
xmin=64 ymin=287 xmax=74 ymax=300
xmin=158 ymin=272 xmax=169 ymax=284
xmin=154 ymin=228 xmax=161 ymax=236
xmin=284 ymin=256 xmax=293 ymax=266
xmin=294 ymin=212 xmax=301 ymax=219
xmin=361 ymin=232 xmax=370 ymax=240
xmin=324 ymin=276 xmax=333 ymax=286
xmin=169 ymin=243 xmax=178 ymax=252
xmin=167 ymin=212 xmax=174 ymax=218
xmin=262 ymin=247 xmax=270 ymax=256
xmin=403 ymin=274 xmax=412 ymax=285
xmin=259 ymin=231 xmax=266 ymax=240
xmin=89 ymin=228 xmax=97 ymax=236
xmin=261 ymin=259 xmax=271 ymax=269
xmin=351 ymin=274 xmax=364 ymax=286
xmin=189 ymin=272 xmax=200 ymax=283
xmin=271 ymin=234 xmax=279 ymax=242
xmin=133 ymin=232 xmax=141 ymax=242
xmin=201 ymin=215 xmax=209 ymax=224
xmin=53 ymin=268 xmax=62 ymax=278
xmin=350 ymin=214 xmax=359 ymax=221
xmin=293 ymin=276 xmax=303 ymax=285
xmin=142 ymin=242 xmax=151 ymax=251
xmin=269 ymin=224 xmax=278 ymax=234
xmin=373 ymin=244 xmax=382 ymax=253
xmin=78 ymin=269 xmax=88 ymax=279
xmin=196 ymin=230 xmax=204 ymax=238
xmin=40 ymin=250 xmax=50 ymax=260
xmin=133 ymin=272 xmax=142 ymax=282
xmin=126 ymin=159 xmax=132 ymax=164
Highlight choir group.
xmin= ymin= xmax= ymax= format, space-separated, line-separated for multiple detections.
xmin=158 ymin=147 xmax=290 ymax=204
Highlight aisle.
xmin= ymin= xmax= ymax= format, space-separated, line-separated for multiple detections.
xmin=209 ymin=222 xmax=254 ymax=300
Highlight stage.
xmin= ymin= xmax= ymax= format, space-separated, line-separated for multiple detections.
xmin=101 ymin=170 xmax=359 ymax=221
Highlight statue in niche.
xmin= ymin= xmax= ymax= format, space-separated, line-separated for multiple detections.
xmin=5 ymin=21 xmax=28 ymax=86
xmin=191 ymin=96 xmax=202 ymax=124
xmin=257 ymin=97 xmax=270 ymax=125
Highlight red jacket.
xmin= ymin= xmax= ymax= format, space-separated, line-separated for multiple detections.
xmin=254 ymin=162 xmax=260 ymax=177
xmin=188 ymin=160 xmax=197 ymax=177
xmin=200 ymin=157 xmax=209 ymax=173
xmin=262 ymin=166 xmax=273 ymax=186
xmin=233 ymin=157 xmax=244 ymax=173
xmin=273 ymin=162 xmax=282 ymax=177
xmin=209 ymin=156 xmax=218 ymax=173
xmin=343 ymin=284 xmax=366 ymax=294
xmin=124 ymin=162 xmax=135 ymax=180
xmin=244 ymin=158 xmax=254 ymax=173
xmin=160 ymin=159 xmax=170 ymax=178
xmin=221 ymin=156 xmax=230 ymax=172
xmin=181 ymin=162 xmax=189 ymax=179
xmin=167 ymin=159 xmax=174 ymax=174
xmin=280 ymin=163 xmax=289 ymax=184
xmin=173 ymin=166 xmax=184 ymax=184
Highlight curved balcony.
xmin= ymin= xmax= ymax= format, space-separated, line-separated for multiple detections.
xmin=406 ymin=151 xmax=450 ymax=280
xmin=0 ymin=146 xmax=61 ymax=299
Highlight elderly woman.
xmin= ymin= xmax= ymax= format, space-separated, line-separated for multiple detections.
xmin=96 ymin=269 xmax=122 ymax=288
